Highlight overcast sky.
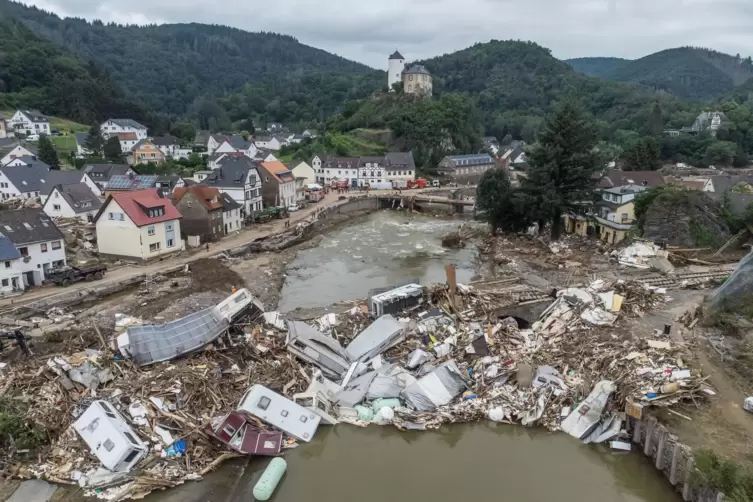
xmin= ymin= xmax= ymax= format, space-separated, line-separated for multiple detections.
xmin=20 ymin=0 xmax=753 ymax=69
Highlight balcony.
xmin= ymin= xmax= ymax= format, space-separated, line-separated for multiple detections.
xmin=593 ymin=215 xmax=634 ymax=231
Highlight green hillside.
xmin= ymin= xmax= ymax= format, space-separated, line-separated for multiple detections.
xmin=566 ymin=57 xmax=629 ymax=78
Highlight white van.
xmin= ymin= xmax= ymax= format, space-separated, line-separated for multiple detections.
xmin=431 ymin=179 xmax=440 ymax=187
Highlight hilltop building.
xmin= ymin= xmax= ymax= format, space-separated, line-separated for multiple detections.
xmin=387 ymin=51 xmax=433 ymax=96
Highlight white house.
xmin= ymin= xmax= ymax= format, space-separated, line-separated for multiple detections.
xmin=75 ymin=133 xmax=92 ymax=158
xmin=83 ymin=164 xmax=135 ymax=190
xmin=0 ymin=209 xmax=66 ymax=292
xmin=357 ymin=156 xmax=384 ymax=187
xmin=113 ymin=132 xmax=139 ymax=153
xmin=8 ymin=110 xmax=50 ymax=137
xmin=291 ymin=161 xmax=316 ymax=185
xmin=94 ymin=189 xmax=183 ymax=261
xmin=152 ymin=135 xmax=192 ymax=160
xmin=317 ymin=156 xmax=359 ymax=186
xmin=40 ymin=170 xmax=102 ymax=203
xmin=101 ymin=119 xmax=148 ymax=140
xmin=218 ymin=192 xmax=243 ymax=234
xmin=1 ymin=144 xmax=37 ymax=165
xmin=42 ymin=183 xmax=103 ymax=222
xmin=0 ymin=157 xmax=50 ymax=200
xmin=383 ymin=152 xmax=416 ymax=185
xmin=254 ymin=136 xmax=282 ymax=151
xmin=201 ymin=156 xmax=263 ymax=216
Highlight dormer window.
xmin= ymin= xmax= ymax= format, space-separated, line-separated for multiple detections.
xmin=147 ymin=207 xmax=165 ymax=218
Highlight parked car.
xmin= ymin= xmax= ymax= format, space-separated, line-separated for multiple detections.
xmin=25 ymin=134 xmax=39 ymax=142
xmin=287 ymin=204 xmax=300 ymax=212
xmin=431 ymin=179 xmax=441 ymax=187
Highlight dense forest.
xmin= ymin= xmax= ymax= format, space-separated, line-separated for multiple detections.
xmin=0 ymin=15 xmax=148 ymax=124
xmin=0 ymin=0 xmax=376 ymax=116
xmin=568 ymin=48 xmax=753 ymax=100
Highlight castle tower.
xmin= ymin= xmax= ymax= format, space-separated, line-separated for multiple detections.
xmin=388 ymin=50 xmax=405 ymax=91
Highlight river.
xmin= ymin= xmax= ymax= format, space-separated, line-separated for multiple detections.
xmin=150 ymin=210 xmax=678 ymax=502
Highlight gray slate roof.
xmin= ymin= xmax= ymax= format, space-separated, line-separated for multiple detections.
xmin=218 ymin=192 xmax=241 ymax=212
xmin=40 ymin=170 xmax=87 ymax=196
xmin=83 ymin=164 xmax=131 ymax=182
xmin=194 ymin=131 xmax=210 ymax=146
xmin=708 ymin=192 xmax=753 ymax=216
xmin=711 ymin=174 xmax=753 ymax=194
xmin=0 ymin=209 xmax=63 ymax=245
xmin=389 ymin=50 xmax=404 ymax=60
xmin=0 ymin=159 xmax=51 ymax=194
xmin=202 ymin=157 xmax=258 ymax=189
xmin=49 ymin=183 xmax=102 ymax=214
xmin=403 ymin=65 xmax=431 ymax=76
xmin=75 ymin=133 xmax=90 ymax=147
xmin=150 ymin=135 xmax=180 ymax=147
xmin=443 ymin=154 xmax=494 ymax=168
xmin=228 ymin=135 xmax=253 ymax=150
xmin=0 ymin=236 xmax=21 ymax=261
xmin=384 ymin=152 xmax=415 ymax=171
xmin=107 ymin=118 xmax=146 ymax=130
xmin=20 ymin=110 xmax=48 ymax=123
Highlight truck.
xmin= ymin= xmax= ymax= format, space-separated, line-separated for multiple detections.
xmin=407 ymin=178 xmax=427 ymax=189
xmin=46 ymin=265 xmax=107 ymax=286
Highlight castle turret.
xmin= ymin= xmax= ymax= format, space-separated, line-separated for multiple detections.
xmin=388 ymin=50 xmax=405 ymax=91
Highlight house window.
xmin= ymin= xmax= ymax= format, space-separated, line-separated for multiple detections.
xmin=108 ymin=212 xmax=114 ymax=220
xmin=149 ymin=242 xmax=161 ymax=253
xmin=53 ymin=204 xmax=61 ymax=210
xmin=621 ymin=213 xmax=629 ymax=222
xmin=1 ymin=279 xmax=7 ymax=287
xmin=52 ymin=241 xmax=61 ymax=250
xmin=54 ymin=192 xmax=59 ymax=198
xmin=40 ymin=243 xmax=48 ymax=253
xmin=409 ymin=75 xmax=413 ymax=81
xmin=18 ymin=247 xmax=28 ymax=256
xmin=166 ymin=238 xmax=174 ymax=248
xmin=4 ymin=261 xmax=9 ymax=268
xmin=166 ymin=223 xmax=173 ymax=231
xmin=147 ymin=226 xmax=155 ymax=236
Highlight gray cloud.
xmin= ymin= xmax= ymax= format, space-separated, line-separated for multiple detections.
xmin=20 ymin=0 xmax=753 ymax=69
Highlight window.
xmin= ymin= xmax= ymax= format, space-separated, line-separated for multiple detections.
xmin=166 ymin=223 xmax=173 ymax=231
xmin=18 ymin=247 xmax=28 ymax=256
xmin=281 ymin=410 xmax=289 ymax=417
xmin=4 ymin=261 xmax=9 ymax=268
xmin=123 ymin=431 xmax=139 ymax=446
xmin=122 ymin=449 xmax=140 ymax=465
xmin=40 ymin=243 xmax=48 ymax=253
xmin=149 ymin=242 xmax=161 ymax=253
xmin=147 ymin=208 xmax=164 ymax=218
xmin=409 ymin=75 xmax=413 ymax=81
xmin=299 ymin=415 xmax=308 ymax=423
xmin=53 ymin=204 xmax=61 ymax=210
xmin=222 ymin=425 xmax=237 ymax=436
xmin=54 ymin=192 xmax=59 ymax=198
xmin=258 ymin=396 xmax=271 ymax=410
xmin=99 ymin=402 xmax=117 ymax=418
xmin=166 ymin=238 xmax=174 ymax=248
xmin=147 ymin=226 xmax=155 ymax=236
xmin=103 ymin=439 xmax=115 ymax=452
xmin=621 ymin=213 xmax=629 ymax=222
xmin=1 ymin=279 xmax=7 ymax=287
xmin=108 ymin=212 xmax=114 ymax=220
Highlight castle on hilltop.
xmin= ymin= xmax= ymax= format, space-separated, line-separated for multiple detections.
xmin=387 ymin=51 xmax=432 ymax=97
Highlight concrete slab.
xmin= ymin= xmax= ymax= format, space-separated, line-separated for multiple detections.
xmin=6 ymin=480 xmax=57 ymax=502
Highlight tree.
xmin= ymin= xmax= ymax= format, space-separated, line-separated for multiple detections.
xmin=37 ymin=134 xmax=59 ymax=169
xmin=646 ymin=103 xmax=663 ymax=136
xmin=475 ymin=169 xmax=532 ymax=234
xmin=103 ymin=136 xmax=123 ymax=161
xmin=705 ymin=141 xmax=737 ymax=166
xmin=169 ymin=122 xmax=196 ymax=143
xmin=85 ymin=124 xmax=104 ymax=157
xmin=622 ymin=137 xmax=661 ymax=171
xmin=522 ymin=99 xmax=600 ymax=239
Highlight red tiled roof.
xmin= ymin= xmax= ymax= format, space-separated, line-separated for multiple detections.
xmin=97 ymin=188 xmax=181 ymax=227
xmin=115 ymin=132 xmax=138 ymax=141
xmin=173 ymin=186 xmax=223 ymax=211
xmin=260 ymin=161 xmax=293 ymax=183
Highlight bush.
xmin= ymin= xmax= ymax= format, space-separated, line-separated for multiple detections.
xmin=695 ymin=449 xmax=753 ymax=502
xmin=0 ymin=400 xmax=47 ymax=451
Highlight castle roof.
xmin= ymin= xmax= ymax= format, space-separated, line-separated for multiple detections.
xmin=403 ymin=65 xmax=431 ymax=76
xmin=389 ymin=50 xmax=404 ymax=60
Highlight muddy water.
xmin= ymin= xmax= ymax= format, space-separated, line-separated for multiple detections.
xmin=278 ymin=211 xmax=478 ymax=312
xmin=150 ymin=211 xmax=678 ymax=502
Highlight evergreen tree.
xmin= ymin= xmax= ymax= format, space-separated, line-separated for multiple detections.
xmin=623 ymin=137 xmax=661 ymax=171
xmin=103 ymin=137 xmax=123 ymax=161
xmin=522 ymin=99 xmax=600 ymax=239
xmin=37 ymin=134 xmax=60 ymax=170
xmin=475 ymin=169 xmax=532 ymax=234
xmin=85 ymin=124 xmax=104 ymax=157
xmin=647 ymin=103 xmax=663 ymax=136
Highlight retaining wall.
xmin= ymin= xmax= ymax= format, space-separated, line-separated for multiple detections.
xmin=630 ymin=416 xmax=725 ymax=502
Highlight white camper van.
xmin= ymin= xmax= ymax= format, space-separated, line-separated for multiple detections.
xmin=73 ymin=400 xmax=147 ymax=472
xmin=237 ymin=385 xmax=321 ymax=442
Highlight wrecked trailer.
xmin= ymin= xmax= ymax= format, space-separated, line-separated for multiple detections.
xmin=344 ymin=314 xmax=406 ymax=363
xmin=238 ymin=385 xmax=321 ymax=442
xmin=368 ymin=282 xmax=423 ymax=317
xmin=206 ymin=411 xmax=284 ymax=456
xmin=117 ymin=288 xmax=264 ymax=366
xmin=286 ymin=321 xmax=350 ymax=379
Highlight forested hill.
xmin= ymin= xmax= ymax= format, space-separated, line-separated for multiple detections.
xmin=0 ymin=0 xmax=375 ymax=115
xmin=566 ymin=57 xmax=629 ymax=78
xmin=0 ymin=15 xmax=148 ymax=125
xmin=408 ymin=40 xmax=696 ymax=143
xmin=568 ymin=48 xmax=753 ymax=101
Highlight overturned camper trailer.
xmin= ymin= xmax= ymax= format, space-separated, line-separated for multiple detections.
xmin=238 ymin=385 xmax=321 ymax=442
xmin=206 ymin=411 xmax=284 ymax=456
xmin=73 ymin=400 xmax=148 ymax=472
xmin=368 ymin=282 xmax=422 ymax=317
xmin=286 ymin=321 xmax=350 ymax=379
xmin=345 ymin=314 xmax=406 ymax=363
xmin=117 ymin=288 xmax=264 ymax=366
xmin=293 ymin=390 xmax=339 ymax=425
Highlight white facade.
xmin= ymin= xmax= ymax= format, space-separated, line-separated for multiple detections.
xmin=388 ymin=54 xmax=406 ymax=91
xmin=358 ymin=160 xmax=385 ymax=187
xmin=222 ymin=207 xmax=243 ymax=234
xmin=8 ymin=111 xmax=50 ymax=136
xmin=118 ymin=136 xmax=138 ymax=153
xmin=96 ymin=199 xmax=183 ymax=260
xmin=0 ymin=238 xmax=66 ymax=291
xmin=279 ymin=180 xmax=296 ymax=208
xmin=0 ymin=170 xmax=34 ymax=200
xmin=42 ymin=187 xmax=98 ymax=222
xmin=254 ymin=137 xmax=282 ymax=151
xmin=384 ymin=169 xmax=416 ymax=184
xmin=1 ymin=145 xmax=36 ymax=165
xmin=100 ymin=120 xmax=147 ymax=140
xmin=212 ymin=170 xmax=263 ymax=216
xmin=291 ymin=161 xmax=316 ymax=185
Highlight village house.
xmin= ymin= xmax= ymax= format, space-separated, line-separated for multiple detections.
xmin=597 ymin=170 xmax=664 ymax=190
xmin=501 ymin=146 xmax=528 ymax=170
xmin=95 ymin=189 xmax=183 ymax=261
xmin=437 ymin=154 xmax=495 ymax=179
xmin=709 ymin=173 xmax=753 ymax=194
xmin=131 ymin=140 xmax=166 ymax=165
xmin=217 ymin=135 xmax=258 ymax=158
xmin=254 ymin=136 xmax=282 ymax=151
xmin=8 ymin=110 xmax=50 ymax=137
xmin=113 ymin=132 xmax=139 ymax=154
xmin=75 ymin=133 xmax=92 ymax=157
xmin=201 ymin=156 xmax=263 ymax=217
xmin=101 ymin=119 xmax=148 ymax=140
xmin=356 ymin=156 xmax=384 ymax=187
xmin=290 ymin=161 xmax=316 ymax=186
xmin=0 ymin=209 xmax=66 ymax=292
xmin=0 ymin=157 xmax=51 ymax=200
xmin=384 ymin=152 xmax=416 ymax=185
xmin=0 ymin=115 xmax=7 ymax=139
xmin=482 ymin=137 xmax=500 ymax=156
xmin=593 ymin=185 xmax=647 ymax=244
xmin=218 ymin=192 xmax=242 ymax=234
xmin=172 ymin=186 xmax=225 ymax=244
xmin=302 ymin=129 xmax=318 ymax=139
xmin=40 ymin=170 xmax=102 ymax=202
xmin=664 ymin=176 xmax=714 ymax=192
xmin=254 ymin=148 xmax=278 ymax=163
xmin=155 ymin=175 xmax=186 ymax=192
xmin=1 ymin=144 xmax=37 ymax=165
xmin=387 ymin=51 xmax=433 ymax=96
xmin=258 ymin=161 xmax=296 ymax=208
xmin=103 ymin=174 xmax=158 ymax=196
xmin=83 ymin=164 xmax=135 ymax=190
xmin=323 ymin=156 xmax=359 ymax=186
xmin=42 ymin=183 xmax=103 ymax=222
